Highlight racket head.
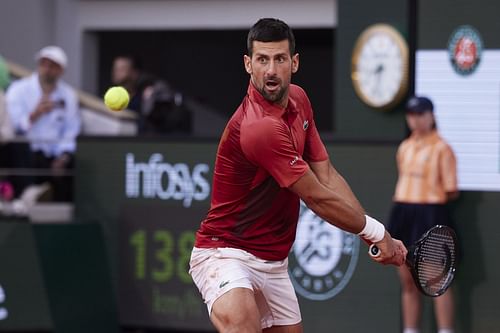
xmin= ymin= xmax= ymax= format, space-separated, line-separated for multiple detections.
xmin=408 ymin=225 xmax=458 ymax=297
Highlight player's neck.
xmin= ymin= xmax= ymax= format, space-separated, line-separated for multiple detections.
xmin=276 ymin=98 xmax=288 ymax=109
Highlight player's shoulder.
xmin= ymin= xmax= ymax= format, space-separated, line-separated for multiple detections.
xmin=240 ymin=111 xmax=287 ymax=150
xmin=241 ymin=111 xmax=284 ymax=136
xmin=289 ymin=84 xmax=309 ymax=100
xmin=240 ymin=96 xmax=283 ymax=127
xmin=289 ymin=84 xmax=313 ymax=115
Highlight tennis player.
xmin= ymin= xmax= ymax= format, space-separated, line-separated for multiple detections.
xmin=190 ymin=18 xmax=407 ymax=333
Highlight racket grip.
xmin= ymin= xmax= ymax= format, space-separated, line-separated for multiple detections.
xmin=369 ymin=244 xmax=381 ymax=257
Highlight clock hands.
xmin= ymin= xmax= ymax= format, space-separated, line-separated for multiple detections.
xmin=371 ymin=63 xmax=385 ymax=98
xmin=351 ymin=24 xmax=409 ymax=109
xmin=374 ymin=63 xmax=384 ymax=75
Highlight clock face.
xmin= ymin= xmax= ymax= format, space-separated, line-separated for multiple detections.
xmin=351 ymin=24 xmax=409 ymax=110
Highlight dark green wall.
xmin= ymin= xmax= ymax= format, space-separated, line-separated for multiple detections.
xmin=74 ymin=139 xmax=405 ymax=332
xmin=334 ymin=0 xmax=410 ymax=140
xmin=34 ymin=224 xmax=119 ymax=333
xmin=418 ymin=0 xmax=500 ymax=49
xmin=73 ymin=138 xmax=500 ymax=332
xmin=0 ymin=222 xmax=53 ymax=331
xmin=0 ymin=222 xmax=118 ymax=332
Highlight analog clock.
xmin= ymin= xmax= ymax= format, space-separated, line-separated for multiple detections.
xmin=351 ymin=23 xmax=409 ymax=110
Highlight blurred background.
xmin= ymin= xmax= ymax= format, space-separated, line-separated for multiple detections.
xmin=0 ymin=0 xmax=498 ymax=332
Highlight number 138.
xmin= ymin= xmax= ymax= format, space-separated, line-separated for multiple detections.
xmin=129 ymin=229 xmax=195 ymax=284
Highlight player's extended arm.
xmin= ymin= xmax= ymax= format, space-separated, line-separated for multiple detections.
xmin=309 ymin=160 xmax=364 ymax=215
xmin=289 ymin=168 xmax=406 ymax=266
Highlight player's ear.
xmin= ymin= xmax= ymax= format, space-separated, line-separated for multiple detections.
xmin=291 ymin=53 xmax=299 ymax=74
xmin=244 ymin=55 xmax=252 ymax=74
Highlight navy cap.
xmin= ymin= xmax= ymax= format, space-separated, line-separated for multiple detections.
xmin=406 ymin=96 xmax=434 ymax=113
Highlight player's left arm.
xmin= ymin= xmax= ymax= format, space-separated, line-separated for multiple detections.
xmin=302 ymin=110 xmax=364 ymax=215
xmin=309 ymin=160 xmax=365 ymax=215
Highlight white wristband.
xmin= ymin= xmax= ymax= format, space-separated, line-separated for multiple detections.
xmin=358 ymin=215 xmax=386 ymax=243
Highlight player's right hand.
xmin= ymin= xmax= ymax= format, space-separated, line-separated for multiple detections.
xmin=370 ymin=231 xmax=407 ymax=266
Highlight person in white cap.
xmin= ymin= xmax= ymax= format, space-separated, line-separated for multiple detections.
xmin=5 ymin=45 xmax=81 ymax=201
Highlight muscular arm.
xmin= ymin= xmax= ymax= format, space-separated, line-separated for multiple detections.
xmin=289 ymin=165 xmax=407 ymax=266
xmin=309 ymin=160 xmax=365 ymax=215
xmin=290 ymin=167 xmax=366 ymax=234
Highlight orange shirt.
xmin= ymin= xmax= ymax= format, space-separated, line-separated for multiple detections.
xmin=394 ymin=130 xmax=457 ymax=204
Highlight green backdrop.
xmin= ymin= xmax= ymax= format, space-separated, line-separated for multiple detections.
xmin=0 ymin=222 xmax=118 ymax=332
xmin=73 ymin=138 xmax=500 ymax=333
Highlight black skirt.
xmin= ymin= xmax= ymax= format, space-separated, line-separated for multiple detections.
xmin=387 ymin=202 xmax=453 ymax=247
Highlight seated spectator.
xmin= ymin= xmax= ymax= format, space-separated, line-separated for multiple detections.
xmin=141 ymin=80 xmax=191 ymax=135
xmin=110 ymin=55 xmax=190 ymax=135
xmin=110 ymin=54 xmax=154 ymax=114
xmin=6 ymin=46 xmax=81 ymax=202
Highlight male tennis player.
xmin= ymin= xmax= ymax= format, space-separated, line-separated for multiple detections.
xmin=190 ymin=18 xmax=407 ymax=333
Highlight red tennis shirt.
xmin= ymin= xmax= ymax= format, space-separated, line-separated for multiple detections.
xmin=194 ymin=82 xmax=328 ymax=260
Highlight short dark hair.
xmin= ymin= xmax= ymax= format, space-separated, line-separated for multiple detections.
xmin=247 ymin=18 xmax=296 ymax=56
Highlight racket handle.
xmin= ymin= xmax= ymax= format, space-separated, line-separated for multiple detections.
xmin=369 ymin=244 xmax=381 ymax=257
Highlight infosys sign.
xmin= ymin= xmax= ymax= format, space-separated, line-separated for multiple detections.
xmin=125 ymin=153 xmax=211 ymax=207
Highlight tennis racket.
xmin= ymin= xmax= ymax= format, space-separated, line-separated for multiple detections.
xmin=369 ymin=225 xmax=458 ymax=297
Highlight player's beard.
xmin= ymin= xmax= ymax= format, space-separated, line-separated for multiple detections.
xmin=259 ymin=77 xmax=288 ymax=105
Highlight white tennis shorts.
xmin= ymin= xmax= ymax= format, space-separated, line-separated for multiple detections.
xmin=189 ymin=247 xmax=302 ymax=329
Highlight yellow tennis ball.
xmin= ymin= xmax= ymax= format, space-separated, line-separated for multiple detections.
xmin=104 ymin=86 xmax=129 ymax=111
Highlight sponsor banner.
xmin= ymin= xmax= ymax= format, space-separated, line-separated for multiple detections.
xmin=125 ymin=153 xmax=210 ymax=207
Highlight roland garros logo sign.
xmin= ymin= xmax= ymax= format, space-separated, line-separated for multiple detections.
xmin=448 ymin=25 xmax=483 ymax=76
xmin=288 ymin=201 xmax=359 ymax=301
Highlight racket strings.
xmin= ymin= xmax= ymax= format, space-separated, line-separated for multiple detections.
xmin=415 ymin=229 xmax=457 ymax=295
